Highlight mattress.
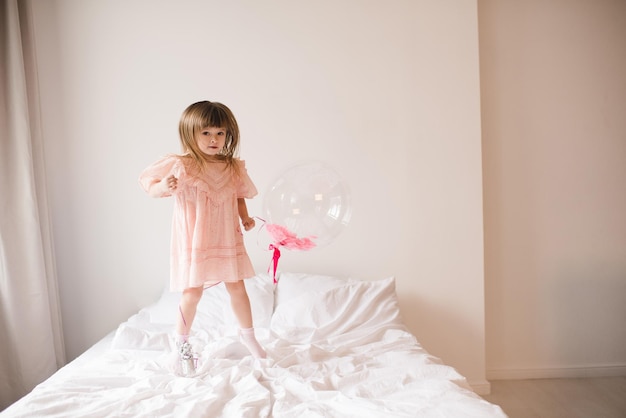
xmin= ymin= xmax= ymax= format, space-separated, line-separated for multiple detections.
xmin=1 ymin=273 xmax=506 ymax=417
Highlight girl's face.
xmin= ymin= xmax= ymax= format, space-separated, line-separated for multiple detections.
xmin=195 ymin=126 xmax=227 ymax=157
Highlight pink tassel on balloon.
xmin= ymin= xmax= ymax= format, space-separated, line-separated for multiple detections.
xmin=265 ymin=223 xmax=316 ymax=251
xmin=259 ymin=220 xmax=316 ymax=283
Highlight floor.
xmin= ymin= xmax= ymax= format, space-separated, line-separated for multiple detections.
xmin=481 ymin=377 xmax=626 ymax=418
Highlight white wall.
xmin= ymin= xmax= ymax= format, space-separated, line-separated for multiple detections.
xmin=480 ymin=0 xmax=626 ymax=379
xmin=30 ymin=0 xmax=488 ymax=389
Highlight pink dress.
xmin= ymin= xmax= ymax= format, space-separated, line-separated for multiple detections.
xmin=139 ymin=155 xmax=257 ymax=291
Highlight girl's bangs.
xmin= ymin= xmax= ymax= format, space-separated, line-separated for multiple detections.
xmin=200 ymin=106 xmax=230 ymax=129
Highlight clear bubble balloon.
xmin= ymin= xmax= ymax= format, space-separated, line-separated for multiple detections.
xmin=263 ymin=161 xmax=352 ymax=248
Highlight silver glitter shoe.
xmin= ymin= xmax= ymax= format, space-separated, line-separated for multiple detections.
xmin=178 ymin=341 xmax=196 ymax=376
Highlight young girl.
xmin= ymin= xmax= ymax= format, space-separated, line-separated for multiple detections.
xmin=139 ymin=101 xmax=266 ymax=375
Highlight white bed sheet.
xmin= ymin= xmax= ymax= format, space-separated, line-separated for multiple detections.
xmin=2 ymin=273 xmax=506 ymax=418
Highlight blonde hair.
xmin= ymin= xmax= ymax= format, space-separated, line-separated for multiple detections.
xmin=178 ymin=101 xmax=240 ymax=173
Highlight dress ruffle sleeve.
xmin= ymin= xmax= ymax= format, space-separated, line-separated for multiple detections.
xmin=138 ymin=155 xmax=186 ymax=197
xmin=236 ymin=160 xmax=258 ymax=199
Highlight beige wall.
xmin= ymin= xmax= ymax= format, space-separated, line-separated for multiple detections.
xmin=29 ymin=0 xmax=626 ymax=393
xmin=480 ymin=0 xmax=626 ymax=378
xmin=30 ymin=1 xmax=489 ymax=390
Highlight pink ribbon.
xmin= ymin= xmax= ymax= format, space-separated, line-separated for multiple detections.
xmin=268 ymin=244 xmax=281 ymax=284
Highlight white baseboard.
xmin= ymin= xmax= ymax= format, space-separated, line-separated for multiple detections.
xmin=486 ymin=364 xmax=626 ymax=381
xmin=468 ymin=379 xmax=491 ymax=395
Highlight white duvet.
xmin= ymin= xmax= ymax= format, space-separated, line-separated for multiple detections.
xmin=2 ymin=273 xmax=506 ymax=417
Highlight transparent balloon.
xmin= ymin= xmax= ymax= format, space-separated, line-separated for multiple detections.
xmin=263 ymin=161 xmax=352 ymax=248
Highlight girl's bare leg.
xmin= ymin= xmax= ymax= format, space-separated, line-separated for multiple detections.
xmin=224 ymin=281 xmax=253 ymax=328
xmin=173 ymin=287 xmax=203 ymax=375
xmin=225 ymin=281 xmax=266 ymax=358
xmin=176 ymin=286 xmax=204 ymax=337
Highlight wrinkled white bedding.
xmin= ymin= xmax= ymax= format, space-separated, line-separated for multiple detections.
xmin=2 ymin=273 xmax=506 ymax=417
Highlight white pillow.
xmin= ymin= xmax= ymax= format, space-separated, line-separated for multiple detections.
xmin=270 ymin=276 xmax=402 ymax=343
xmin=274 ymin=272 xmax=349 ymax=308
xmin=111 ymin=314 xmax=172 ymax=350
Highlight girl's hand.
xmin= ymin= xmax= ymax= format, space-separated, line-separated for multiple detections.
xmin=242 ymin=217 xmax=255 ymax=231
xmin=148 ymin=175 xmax=178 ymax=197
xmin=162 ymin=175 xmax=178 ymax=194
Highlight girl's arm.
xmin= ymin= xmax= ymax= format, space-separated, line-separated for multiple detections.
xmin=238 ymin=198 xmax=255 ymax=231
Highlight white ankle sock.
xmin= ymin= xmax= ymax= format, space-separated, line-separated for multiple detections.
xmin=175 ymin=334 xmax=189 ymax=346
xmin=239 ymin=328 xmax=266 ymax=359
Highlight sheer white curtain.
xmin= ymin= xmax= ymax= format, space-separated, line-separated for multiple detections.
xmin=0 ymin=0 xmax=65 ymax=409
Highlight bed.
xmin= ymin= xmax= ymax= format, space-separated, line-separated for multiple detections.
xmin=1 ymin=272 xmax=506 ymax=417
